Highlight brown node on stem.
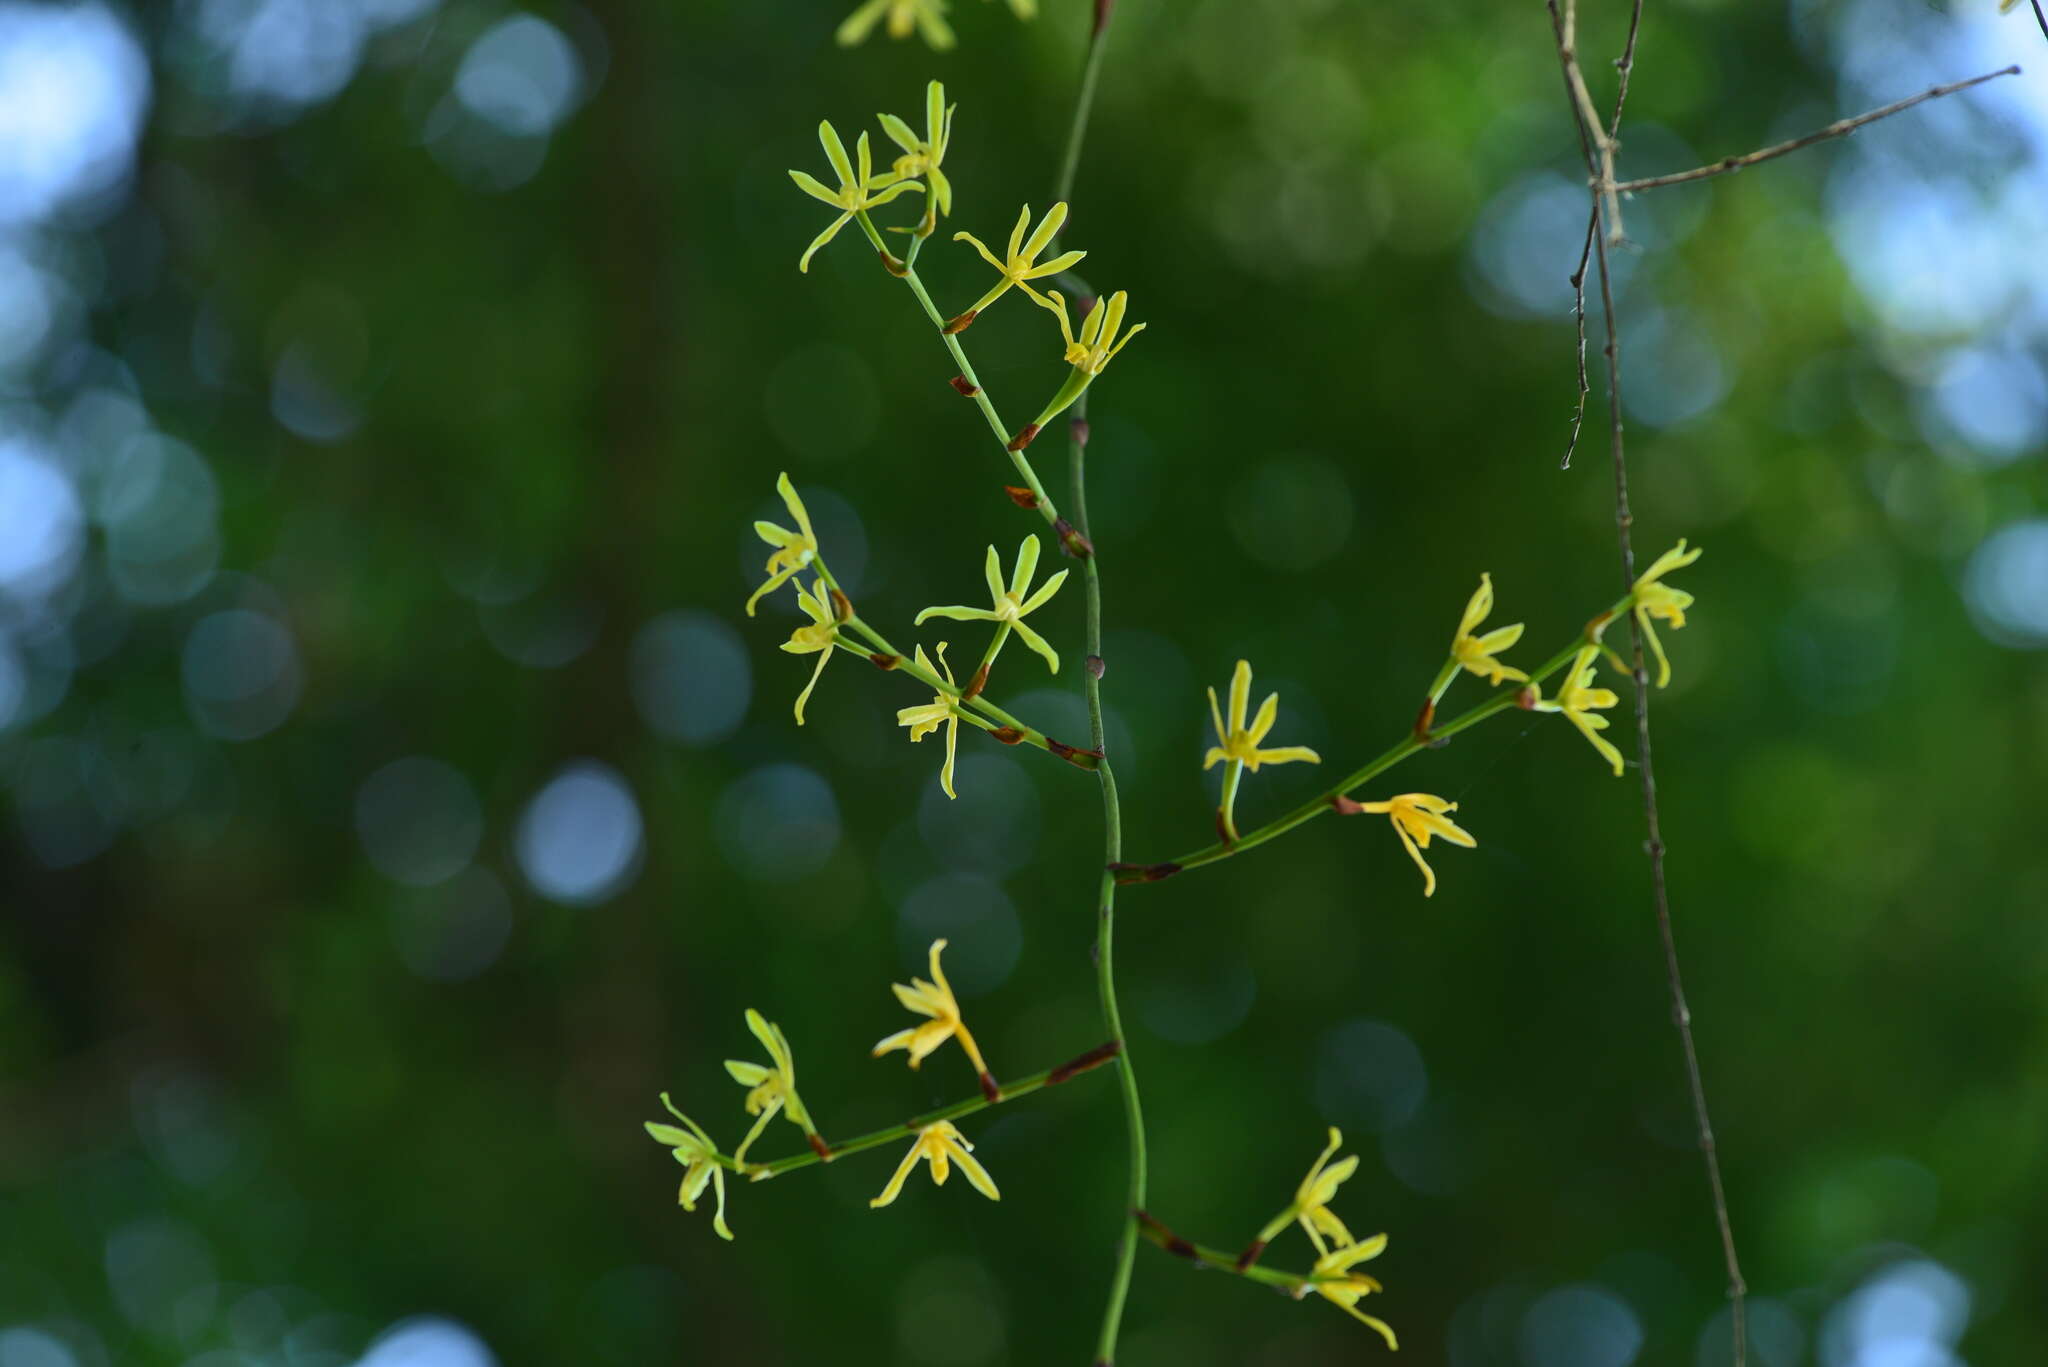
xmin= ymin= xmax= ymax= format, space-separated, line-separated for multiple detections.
xmin=807 ymin=1133 xmax=834 ymax=1161
xmin=943 ymin=309 xmax=977 ymax=334
xmin=878 ymin=249 xmax=908 ymax=278
xmin=1233 ymin=1239 xmax=1268 ymax=1273
xmin=828 ymin=588 xmax=852 ymax=622
xmin=1094 ymin=0 xmax=1115 ymax=36
xmin=1135 ymin=1211 xmax=1199 ymax=1261
xmin=949 ymin=375 xmax=980 ymax=397
xmin=1047 ymin=1038 xmax=1122 ymax=1086
xmin=960 ymin=661 xmax=991 ymax=701
xmin=1330 ymin=793 xmax=1368 ymax=815
xmin=1109 ymin=861 xmax=1181 ymax=885
xmin=1055 ymin=517 xmax=1096 ymax=559
xmin=1515 ymin=684 xmax=1540 ymax=710
xmin=870 ymin=652 xmax=900 ymax=670
xmin=1007 ymin=423 xmax=1041 ymax=452
xmin=1584 ymin=609 xmax=1614 ymax=641
xmin=1046 ymin=736 xmax=1104 ymax=770
xmin=1413 ymin=697 xmax=1436 ymax=740
xmin=978 ymin=1071 xmax=1002 ymax=1103
xmin=1085 ymin=654 xmax=1105 ymax=680
xmin=989 ymin=726 xmax=1025 ymax=745
xmin=1214 ymin=808 xmax=1234 ymax=846
xmin=1003 ymin=485 xmax=1040 ymax=510
xmin=1070 ymin=417 xmax=1091 ymax=447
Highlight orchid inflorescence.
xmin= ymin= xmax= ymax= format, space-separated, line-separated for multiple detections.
xmin=645 ymin=66 xmax=1713 ymax=1359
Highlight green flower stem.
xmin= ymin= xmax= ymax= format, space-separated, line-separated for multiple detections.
xmin=1217 ymin=757 xmax=1245 ymax=844
xmin=1133 ymin=1212 xmax=1323 ymax=1295
xmin=850 ymin=209 xmax=1065 ymax=527
xmin=726 ymin=1046 xmax=1119 ymax=1180
xmin=825 ymin=636 xmax=1087 ymax=768
xmin=1131 ymin=594 xmax=1635 ymax=880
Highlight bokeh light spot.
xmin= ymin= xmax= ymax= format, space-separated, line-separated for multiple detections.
xmin=1314 ymin=1018 xmax=1427 ymax=1134
xmin=180 ymin=608 xmax=302 ymax=741
xmin=1963 ymin=518 xmax=2048 ymax=648
xmin=355 ymin=756 xmax=484 ymax=887
xmin=455 ymin=16 xmax=582 ymax=138
xmin=1519 ymin=1284 xmax=1643 ymax=1367
xmin=896 ymin=873 xmax=1021 ymax=996
xmin=629 ymin=610 xmax=750 ymax=746
xmin=515 ymin=761 xmax=643 ymax=906
xmin=713 ymin=763 xmax=840 ymax=883
xmin=355 ymin=1316 xmax=498 ymax=1367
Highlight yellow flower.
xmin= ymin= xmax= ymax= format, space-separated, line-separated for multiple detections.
xmin=1308 ymin=1234 xmax=1397 ymax=1350
xmin=878 ymin=81 xmax=956 ymax=225
xmin=1038 ymin=289 xmax=1147 ymax=376
xmin=724 ymin=1008 xmax=817 ymax=1164
xmin=1205 ymin=660 xmax=1320 ymax=773
xmin=837 ymin=0 xmax=955 ymax=48
xmin=872 ymin=938 xmax=996 ymax=1089
xmin=1630 ymin=539 xmax=1702 ymax=689
xmin=782 ymin=577 xmax=842 ymax=725
xmin=747 ymin=472 xmax=818 ymax=617
xmin=1255 ymin=1127 xmax=1361 ymax=1257
xmin=1337 ymin=793 xmax=1476 ymax=899
xmin=914 ymin=536 xmax=1067 ymax=675
xmin=948 ymin=203 xmax=1087 ymax=329
xmin=869 ymin=1119 xmax=1000 ymax=1208
xmin=1534 ymin=644 xmax=1623 ymax=776
xmin=1448 ymin=572 xmax=1527 ymax=687
xmin=788 ymin=120 xmax=925 ymax=273
xmin=896 ymin=643 xmax=963 ymax=799
xmin=644 ymin=1095 xmax=734 ymax=1240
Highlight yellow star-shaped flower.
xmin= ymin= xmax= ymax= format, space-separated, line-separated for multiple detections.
xmin=1308 ymin=1234 xmax=1397 ymax=1350
xmin=878 ymin=81 xmax=955 ymax=229
xmin=787 ymin=120 xmax=925 ymax=273
xmin=1534 ymin=644 xmax=1623 ymax=776
xmin=1448 ymin=572 xmax=1527 ymax=688
xmin=914 ymin=536 xmax=1067 ymax=675
xmin=1335 ymin=792 xmax=1476 ymax=898
xmin=747 ymin=472 xmax=818 ymax=617
xmin=643 ymin=1095 xmax=734 ymax=1240
xmin=1205 ymin=659 xmax=1320 ymax=773
xmin=1254 ymin=1127 xmax=1361 ymax=1258
xmin=869 ymin=1119 xmax=1000 ymax=1208
xmin=947 ymin=203 xmax=1086 ymax=330
xmin=724 ymin=1008 xmax=818 ymax=1165
xmin=782 ymin=577 xmax=842 ymax=725
xmin=872 ymin=938 xmax=996 ymax=1093
xmin=896 ymin=643 xmax=963 ymax=799
xmin=837 ymin=0 xmax=955 ymax=48
xmin=1038 ymin=289 xmax=1147 ymax=376
xmin=1630 ymin=540 xmax=1702 ymax=689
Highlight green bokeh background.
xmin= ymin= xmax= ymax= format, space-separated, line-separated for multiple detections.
xmin=4 ymin=1 xmax=2046 ymax=1364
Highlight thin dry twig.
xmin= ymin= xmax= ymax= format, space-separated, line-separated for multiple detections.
xmin=1544 ymin=1 xmax=1749 ymax=1361
xmin=1562 ymin=206 xmax=1596 ymax=470
xmin=1614 ymin=64 xmax=2020 ymax=193
xmin=2028 ymin=0 xmax=2047 ymax=46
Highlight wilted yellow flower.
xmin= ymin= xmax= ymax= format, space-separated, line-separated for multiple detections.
xmin=869 ymin=1119 xmax=1000 ymax=1208
xmin=1255 ymin=1127 xmax=1361 ymax=1257
xmin=1447 ymin=572 xmax=1527 ymax=688
xmin=1630 ymin=540 xmax=1702 ymax=689
xmin=1205 ymin=660 xmax=1321 ymax=773
xmin=873 ymin=938 xmax=995 ymax=1090
xmin=1534 ymin=645 xmax=1623 ymax=776
xmin=879 ymin=81 xmax=956 ymax=227
xmin=896 ymin=643 xmax=963 ymax=799
xmin=788 ymin=120 xmax=925 ymax=273
xmin=914 ymin=536 xmax=1067 ymax=675
xmin=747 ymin=472 xmax=818 ymax=617
xmin=725 ymin=1008 xmax=818 ymax=1164
xmin=1308 ymin=1234 xmax=1398 ymax=1350
xmin=782 ymin=577 xmax=842 ymax=725
xmin=948 ymin=203 xmax=1087 ymax=329
xmin=644 ymin=1096 xmax=733 ymax=1240
xmin=1336 ymin=792 xmax=1476 ymax=899
xmin=1039 ymin=289 xmax=1147 ymax=376
xmin=838 ymin=0 xmax=954 ymax=48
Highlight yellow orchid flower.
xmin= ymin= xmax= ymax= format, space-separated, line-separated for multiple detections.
xmin=788 ymin=120 xmax=925 ymax=273
xmin=644 ymin=1095 xmax=734 ymax=1240
xmin=782 ymin=577 xmax=842 ymax=725
xmin=1534 ymin=644 xmax=1624 ymax=776
xmin=1630 ymin=539 xmax=1702 ymax=688
xmin=872 ymin=938 xmax=997 ymax=1094
xmin=1308 ymin=1234 xmax=1398 ymax=1350
xmin=869 ymin=1119 xmax=1001 ymax=1208
xmin=947 ymin=203 xmax=1087 ymax=330
xmin=896 ymin=643 xmax=963 ymax=799
xmin=1335 ymin=792 xmax=1476 ymax=898
xmin=747 ymin=471 xmax=818 ymax=617
xmin=837 ymin=0 xmax=955 ymax=48
xmin=1205 ymin=659 xmax=1320 ymax=844
xmin=1253 ymin=1127 xmax=1361 ymax=1258
xmin=1447 ymin=572 xmax=1528 ymax=689
xmin=879 ymin=81 xmax=955 ymax=230
xmin=914 ymin=536 xmax=1067 ymax=675
xmin=1038 ymin=289 xmax=1147 ymax=376
xmin=724 ymin=1008 xmax=818 ymax=1164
